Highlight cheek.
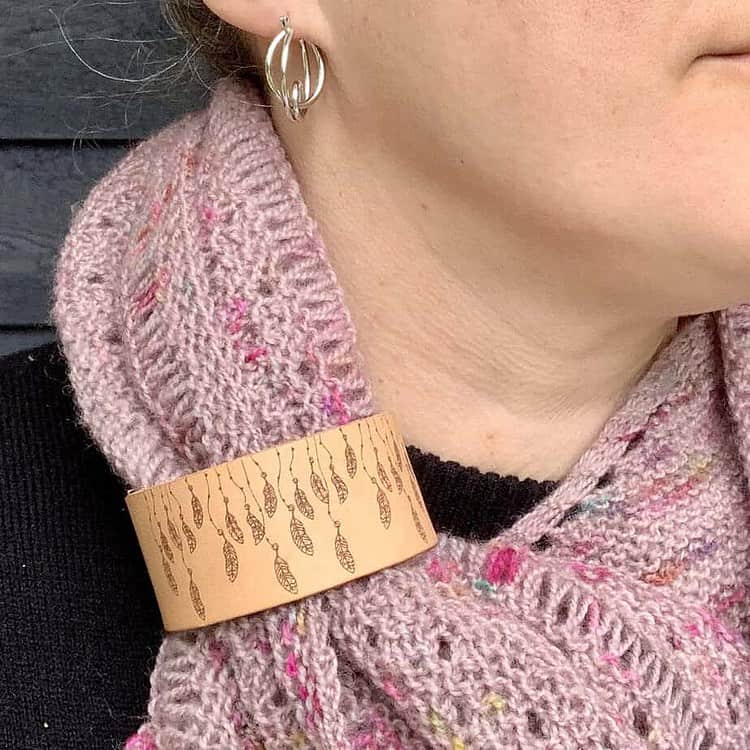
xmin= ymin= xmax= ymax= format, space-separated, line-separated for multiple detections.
xmin=631 ymin=73 xmax=750 ymax=307
xmin=469 ymin=21 xmax=750 ymax=310
xmin=335 ymin=1 xmax=750 ymax=310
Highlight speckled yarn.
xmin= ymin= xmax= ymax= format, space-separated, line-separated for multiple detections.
xmin=52 ymin=75 xmax=750 ymax=749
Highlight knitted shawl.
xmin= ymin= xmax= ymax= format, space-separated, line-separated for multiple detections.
xmin=52 ymin=75 xmax=750 ymax=749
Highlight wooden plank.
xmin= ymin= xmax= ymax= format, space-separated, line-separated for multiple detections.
xmin=0 ymin=141 xmax=131 ymax=326
xmin=0 ymin=328 xmax=56 ymax=357
xmin=0 ymin=1 xmax=214 ymax=139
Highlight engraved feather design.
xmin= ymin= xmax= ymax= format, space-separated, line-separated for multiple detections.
xmin=223 ymin=538 xmax=239 ymax=582
xmin=159 ymin=526 xmax=174 ymax=563
xmin=245 ymin=507 xmax=265 ymax=544
xmin=376 ymin=486 xmax=391 ymax=528
xmin=330 ymin=467 xmax=349 ymax=504
xmin=294 ymin=484 xmax=315 ymax=519
xmin=181 ymin=516 xmax=197 ymax=553
xmin=274 ymin=554 xmax=298 ymax=594
xmin=391 ymin=432 xmax=403 ymax=471
xmin=167 ymin=517 xmax=183 ymax=552
xmin=225 ymin=508 xmax=245 ymax=544
xmin=344 ymin=440 xmax=357 ymax=478
xmin=335 ymin=529 xmax=356 ymax=574
xmin=162 ymin=552 xmax=178 ymax=594
xmin=263 ymin=479 xmax=278 ymax=517
xmin=190 ymin=577 xmax=205 ymax=621
xmin=139 ymin=416 xmax=422 ymax=624
xmin=389 ymin=455 xmax=403 ymax=493
xmin=290 ymin=516 xmax=314 ymax=556
xmin=410 ymin=501 xmax=429 ymax=544
xmin=191 ymin=492 xmax=204 ymax=529
xmin=376 ymin=459 xmax=393 ymax=492
xmin=310 ymin=469 xmax=329 ymax=504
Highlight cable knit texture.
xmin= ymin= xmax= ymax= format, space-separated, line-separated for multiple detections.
xmin=52 ymin=75 xmax=750 ymax=749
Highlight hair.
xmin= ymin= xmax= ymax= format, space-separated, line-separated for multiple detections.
xmin=160 ymin=0 xmax=268 ymax=99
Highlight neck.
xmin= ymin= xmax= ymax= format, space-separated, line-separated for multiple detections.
xmin=272 ymin=103 xmax=679 ymax=482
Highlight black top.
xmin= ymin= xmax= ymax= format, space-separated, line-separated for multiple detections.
xmin=0 ymin=340 xmax=557 ymax=750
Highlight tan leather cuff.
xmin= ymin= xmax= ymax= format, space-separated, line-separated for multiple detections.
xmin=125 ymin=413 xmax=437 ymax=631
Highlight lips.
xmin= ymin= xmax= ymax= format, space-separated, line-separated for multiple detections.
xmin=702 ymin=50 xmax=750 ymax=58
xmin=695 ymin=50 xmax=750 ymax=64
xmin=699 ymin=39 xmax=750 ymax=58
xmin=693 ymin=49 xmax=750 ymax=68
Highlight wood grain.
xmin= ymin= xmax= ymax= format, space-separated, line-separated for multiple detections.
xmin=0 ymin=328 xmax=56 ymax=357
xmin=1 ymin=2 xmax=217 ymax=355
xmin=0 ymin=1 xmax=213 ymax=139
xmin=0 ymin=141 xmax=130 ymax=326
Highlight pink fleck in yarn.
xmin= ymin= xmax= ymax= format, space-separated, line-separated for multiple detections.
xmin=52 ymin=76 xmax=750 ymax=749
xmin=482 ymin=546 xmax=524 ymax=585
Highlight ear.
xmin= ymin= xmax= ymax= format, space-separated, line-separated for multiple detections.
xmin=201 ymin=0 xmax=331 ymax=49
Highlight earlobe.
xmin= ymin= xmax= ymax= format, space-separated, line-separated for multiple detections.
xmin=201 ymin=0 xmax=329 ymax=49
xmin=200 ymin=0 xmax=275 ymax=37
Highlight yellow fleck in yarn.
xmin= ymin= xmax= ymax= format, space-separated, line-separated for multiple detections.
xmin=429 ymin=708 xmax=447 ymax=735
xmin=428 ymin=708 xmax=464 ymax=748
xmin=482 ymin=692 xmax=507 ymax=712
xmin=296 ymin=608 xmax=306 ymax=635
xmin=689 ymin=453 xmax=712 ymax=475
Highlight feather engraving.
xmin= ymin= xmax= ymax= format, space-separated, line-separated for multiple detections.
xmin=330 ymin=468 xmax=349 ymax=504
xmin=225 ymin=509 xmax=245 ymax=544
xmin=167 ymin=517 xmax=183 ymax=552
xmin=345 ymin=440 xmax=357 ymax=478
xmin=223 ymin=537 xmax=239 ymax=582
xmin=410 ymin=500 xmax=429 ymax=544
xmin=190 ymin=577 xmax=205 ymax=621
xmin=159 ymin=524 xmax=174 ymax=563
xmin=376 ymin=460 xmax=393 ymax=492
xmin=335 ymin=529 xmax=356 ymax=574
xmin=391 ymin=433 xmax=403 ymax=471
xmin=263 ymin=479 xmax=278 ymax=517
xmin=294 ymin=483 xmax=315 ymax=519
xmin=162 ymin=552 xmax=178 ymax=594
xmin=310 ymin=468 xmax=329 ymax=504
xmin=186 ymin=479 xmax=204 ymax=529
xmin=389 ymin=455 xmax=403 ymax=493
xmin=290 ymin=515 xmax=314 ymax=556
xmin=245 ymin=507 xmax=265 ymax=544
xmin=274 ymin=553 xmax=298 ymax=594
xmin=181 ymin=516 xmax=197 ymax=553
xmin=376 ymin=486 xmax=391 ymax=529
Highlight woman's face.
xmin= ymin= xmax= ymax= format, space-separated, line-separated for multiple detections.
xmin=216 ymin=0 xmax=750 ymax=316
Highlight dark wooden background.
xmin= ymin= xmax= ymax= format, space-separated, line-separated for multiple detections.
xmin=1 ymin=0 xmax=216 ymax=355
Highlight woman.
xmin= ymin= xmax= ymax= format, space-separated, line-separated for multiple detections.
xmin=5 ymin=1 xmax=750 ymax=747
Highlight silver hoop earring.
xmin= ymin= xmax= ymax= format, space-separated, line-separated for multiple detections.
xmin=264 ymin=15 xmax=326 ymax=123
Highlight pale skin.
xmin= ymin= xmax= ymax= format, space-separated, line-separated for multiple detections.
xmin=203 ymin=0 xmax=750 ymax=480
